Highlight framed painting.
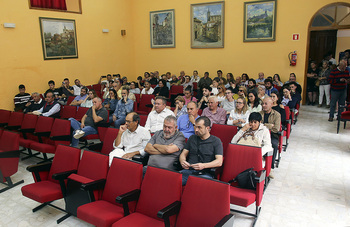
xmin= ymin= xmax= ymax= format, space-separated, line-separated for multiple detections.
xmin=39 ymin=17 xmax=78 ymax=60
xmin=150 ymin=9 xmax=175 ymax=48
xmin=244 ymin=0 xmax=277 ymax=42
xmin=191 ymin=1 xmax=224 ymax=48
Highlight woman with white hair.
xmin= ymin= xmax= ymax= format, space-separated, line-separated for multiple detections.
xmin=258 ymin=85 xmax=269 ymax=101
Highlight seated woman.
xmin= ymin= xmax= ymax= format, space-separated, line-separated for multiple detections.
xmin=81 ymin=90 xmax=97 ymax=108
xmin=211 ymin=78 xmax=220 ymax=95
xmin=183 ymin=86 xmax=197 ymax=105
xmin=233 ymin=86 xmax=248 ymax=102
xmin=247 ymin=90 xmax=262 ymax=113
xmin=227 ymin=97 xmax=250 ymax=127
xmin=281 ymin=87 xmax=291 ymax=106
xmin=216 ymin=84 xmax=226 ymax=104
xmin=141 ymin=81 xmax=154 ymax=96
xmin=271 ymin=90 xmax=286 ymax=127
xmin=221 ymin=88 xmax=235 ymax=115
xmin=273 ymin=74 xmax=283 ymax=87
xmin=174 ymin=96 xmax=187 ymax=119
xmin=102 ymin=89 xmax=118 ymax=122
xmin=153 ymin=79 xmax=169 ymax=98
xmin=241 ymin=73 xmax=249 ymax=87
xmin=182 ymin=75 xmax=193 ymax=91
xmin=257 ymin=85 xmax=268 ymax=101
xmin=231 ymin=112 xmax=272 ymax=157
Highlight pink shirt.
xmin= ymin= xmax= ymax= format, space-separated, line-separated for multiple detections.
xmin=183 ymin=96 xmax=197 ymax=105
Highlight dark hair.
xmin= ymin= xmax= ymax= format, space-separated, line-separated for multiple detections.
xmin=202 ymin=85 xmax=212 ymax=92
xmin=88 ymin=89 xmax=97 ymax=98
xmin=48 ymin=80 xmax=55 ymax=85
xmin=19 ymin=84 xmax=25 ymax=89
xmin=196 ymin=116 xmax=211 ymax=128
xmin=288 ymin=82 xmax=298 ymax=87
xmin=290 ymin=73 xmax=296 ymax=78
xmin=247 ymin=90 xmax=260 ymax=108
xmin=248 ymin=112 xmax=262 ymax=122
xmin=159 ymin=79 xmax=167 ymax=86
xmin=144 ymin=72 xmax=150 ymax=77
xmin=217 ymin=70 xmax=222 ymax=74
xmin=213 ymin=78 xmax=220 ymax=83
xmin=108 ymin=88 xmax=117 ymax=97
xmin=271 ymin=90 xmax=281 ymax=105
xmin=184 ymin=86 xmax=192 ymax=93
xmin=64 ymin=78 xmax=69 ymax=81
xmin=204 ymin=72 xmax=209 ymax=76
xmin=220 ymin=77 xmax=227 ymax=85
xmin=81 ymin=86 xmax=88 ymax=93
xmin=122 ymin=85 xmax=130 ymax=93
xmin=137 ymin=76 xmax=142 ymax=81
xmin=128 ymin=112 xmax=140 ymax=125
xmin=264 ymin=78 xmax=273 ymax=84
xmin=248 ymin=78 xmax=256 ymax=85
xmin=241 ymin=73 xmax=249 ymax=80
xmin=107 ymin=74 xmax=112 ymax=77
xmin=131 ymin=81 xmax=138 ymax=88
xmin=155 ymin=96 xmax=167 ymax=105
xmin=274 ymin=74 xmax=281 ymax=81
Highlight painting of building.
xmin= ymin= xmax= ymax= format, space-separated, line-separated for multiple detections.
xmin=191 ymin=2 xmax=224 ymax=48
xmin=150 ymin=9 xmax=175 ymax=48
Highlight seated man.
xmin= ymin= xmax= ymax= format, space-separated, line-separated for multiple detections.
xmin=70 ymin=86 xmax=88 ymax=106
xmin=24 ymin=92 xmax=45 ymax=113
xmin=45 ymin=80 xmax=61 ymax=99
xmin=177 ymin=101 xmax=200 ymax=139
xmin=145 ymin=96 xmax=175 ymax=133
xmin=73 ymin=79 xmax=83 ymax=96
xmin=112 ymin=86 xmax=134 ymax=128
xmin=197 ymin=86 xmax=212 ymax=110
xmin=145 ymin=115 xmax=186 ymax=170
xmin=247 ymin=79 xmax=258 ymax=93
xmin=58 ymin=78 xmax=74 ymax=105
xmin=287 ymin=82 xmax=302 ymax=109
xmin=109 ymin=112 xmax=151 ymax=165
xmin=284 ymin=73 xmax=302 ymax=94
xmin=29 ymin=91 xmax=60 ymax=118
xmin=260 ymin=97 xmax=281 ymax=169
xmin=255 ymin=72 xmax=265 ymax=85
xmin=179 ymin=116 xmax=223 ymax=185
xmin=201 ymin=96 xmax=226 ymax=125
xmin=14 ymin=84 xmax=31 ymax=112
xmin=264 ymin=78 xmax=278 ymax=96
xmin=69 ymin=97 xmax=108 ymax=147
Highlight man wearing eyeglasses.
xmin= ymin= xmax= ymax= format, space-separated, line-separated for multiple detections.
xmin=202 ymin=96 xmax=226 ymax=125
xmin=145 ymin=96 xmax=175 ymax=133
xmin=256 ymin=72 xmax=265 ymax=85
xmin=177 ymin=101 xmax=200 ymax=138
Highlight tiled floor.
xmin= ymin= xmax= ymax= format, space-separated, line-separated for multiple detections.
xmin=1 ymin=105 xmax=349 ymax=227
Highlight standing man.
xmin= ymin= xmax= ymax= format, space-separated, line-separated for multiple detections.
xmin=144 ymin=96 xmax=175 ymax=133
xmin=256 ymin=72 xmax=265 ymax=85
xmin=202 ymin=96 xmax=226 ymax=125
xmin=109 ymin=112 xmax=151 ymax=165
xmin=145 ymin=116 xmax=186 ymax=170
xmin=328 ymin=60 xmax=350 ymax=122
xmin=112 ymin=86 xmax=134 ymax=128
xmin=14 ymin=84 xmax=31 ymax=112
xmin=260 ymin=97 xmax=281 ymax=168
xmin=69 ymin=97 xmax=108 ymax=147
xmin=179 ymin=116 xmax=223 ymax=185
xmin=177 ymin=101 xmax=200 ymax=138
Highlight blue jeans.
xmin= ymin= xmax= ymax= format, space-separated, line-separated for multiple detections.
xmin=180 ymin=169 xmax=213 ymax=186
xmin=114 ymin=117 xmax=125 ymax=129
xmin=69 ymin=118 xmax=98 ymax=147
xmin=329 ymin=89 xmax=347 ymax=118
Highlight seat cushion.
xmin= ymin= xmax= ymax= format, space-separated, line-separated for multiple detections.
xmin=111 ymin=212 xmax=164 ymax=227
xmin=21 ymin=181 xmax=63 ymax=203
xmin=77 ymin=200 xmax=124 ymax=227
xmin=19 ymin=138 xmax=34 ymax=148
xmin=341 ymin=111 xmax=350 ymax=119
xmin=230 ymin=186 xmax=256 ymax=207
xmin=30 ymin=142 xmax=55 ymax=154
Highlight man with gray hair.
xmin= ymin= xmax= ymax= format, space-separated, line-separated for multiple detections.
xmin=24 ymin=92 xmax=45 ymax=113
xmin=201 ymin=96 xmax=226 ymax=125
xmin=144 ymin=115 xmax=186 ymax=170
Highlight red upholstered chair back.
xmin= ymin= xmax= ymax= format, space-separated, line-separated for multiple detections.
xmin=21 ymin=114 xmax=38 ymax=130
xmin=97 ymin=127 xmax=109 ymax=142
xmin=139 ymin=115 xmax=147 ymax=127
xmin=66 ymin=96 xmax=76 ymax=106
xmin=35 ymin=116 xmax=54 ymax=133
xmin=7 ymin=112 xmax=24 ymax=127
xmin=50 ymin=119 xmax=71 ymax=146
xmin=0 ymin=109 xmax=11 ymax=125
xmin=198 ymin=109 xmax=203 ymax=115
xmin=170 ymin=85 xmax=183 ymax=94
xmin=101 ymin=128 xmax=119 ymax=155
xmin=210 ymin=124 xmax=238 ymax=155
xmin=134 ymin=94 xmax=140 ymax=103
xmin=284 ymin=106 xmax=291 ymax=120
xmin=60 ymin=105 xmax=77 ymax=119
xmin=48 ymin=145 xmax=81 ymax=183
xmin=92 ymin=84 xmax=102 ymax=92
xmin=0 ymin=131 xmax=20 ymax=178
xmin=138 ymin=94 xmax=154 ymax=113
xmin=220 ymin=144 xmax=263 ymax=184
xmin=136 ymin=167 xmax=182 ymax=223
xmin=102 ymin=158 xmax=143 ymax=207
xmin=77 ymin=150 xmax=109 ymax=181
xmin=75 ymin=107 xmax=89 ymax=121
xmin=176 ymin=176 xmax=230 ymax=227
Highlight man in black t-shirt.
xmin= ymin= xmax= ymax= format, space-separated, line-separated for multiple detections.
xmin=179 ymin=116 xmax=223 ymax=185
xmin=44 ymin=80 xmax=61 ymax=99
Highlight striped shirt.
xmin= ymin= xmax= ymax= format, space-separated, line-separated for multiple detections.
xmin=328 ymin=68 xmax=350 ymax=90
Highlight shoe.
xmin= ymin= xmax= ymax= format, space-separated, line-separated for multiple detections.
xmin=328 ymin=118 xmax=333 ymax=122
xmin=312 ymin=102 xmax=316 ymax=106
xmin=73 ymin=130 xmax=85 ymax=139
xmin=326 ymin=105 xmax=330 ymax=108
xmin=318 ymin=104 xmax=322 ymax=107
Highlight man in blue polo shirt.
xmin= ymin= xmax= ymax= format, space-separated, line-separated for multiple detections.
xmin=177 ymin=101 xmax=200 ymax=139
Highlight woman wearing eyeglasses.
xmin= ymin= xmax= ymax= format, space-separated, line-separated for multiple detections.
xmin=227 ymin=97 xmax=250 ymax=127
xmin=174 ymin=96 xmax=187 ymax=119
xmin=233 ymin=86 xmax=248 ymax=102
xmin=247 ymin=90 xmax=262 ymax=113
xmin=182 ymin=86 xmax=197 ymax=105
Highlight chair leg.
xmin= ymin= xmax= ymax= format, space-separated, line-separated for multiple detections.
xmin=32 ymin=202 xmax=51 ymax=212
xmin=0 ymin=177 xmax=24 ymax=193
xmin=21 ymin=148 xmax=41 ymax=161
xmin=337 ymin=118 xmax=341 ymax=134
xmin=252 ymin=206 xmax=261 ymax=227
xmin=57 ymin=213 xmax=71 ymax=224
xmin=344 ymin=121 xmax=347 ymax=129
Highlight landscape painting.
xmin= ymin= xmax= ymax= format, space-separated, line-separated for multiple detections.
xmin=39 ymin=17 xmax=78 ymax=60
xmin=244 ymin=0 xmax=276 ymax=42
xmin=191 ymin=1 xmax=224 ymax=48
xmin=150 ymin=9 xmax=175 ymax=48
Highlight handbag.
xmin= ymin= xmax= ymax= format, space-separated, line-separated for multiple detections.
xmin=315 ymin=79 xmax=320 ymax=87
xmin=237 ymin=130 xmax=261 ymax=147
xmin=229 ymin=168 xmax=257 ymax=190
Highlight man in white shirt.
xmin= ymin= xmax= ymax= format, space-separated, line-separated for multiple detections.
xmin=30 ymin=92 xmax=60 ymax=118
xmin=72 ymin=79 xmax=83 ymax=96
xmin=144 ymin=96 xmax=175 ymax=133
xmin=109 ymin=112 xmax=151 ymax=165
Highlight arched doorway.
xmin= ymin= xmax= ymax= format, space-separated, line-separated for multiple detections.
xmin=304 ymin=2 xmax=350 ymax=104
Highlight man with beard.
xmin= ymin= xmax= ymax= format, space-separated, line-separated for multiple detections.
xmin=179 ymin=116 xmax=223 ymax=185
xmin=264 ymin=78 xmax=278 ymax=96
xmin=247 ymin=78 xmax=258 ymax=93
xmin=197 ymin=86 xmax=212 ymax=110
xmin=109 ymin=112 xmax=151 ymax=165
xmin=144 ymin=115 xmax=186 ymax=170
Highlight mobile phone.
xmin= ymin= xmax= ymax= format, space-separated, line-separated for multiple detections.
xmin=101 ymin=76 xmax=107 ymax=78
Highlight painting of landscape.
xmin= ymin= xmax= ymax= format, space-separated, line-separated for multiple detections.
xmin=191 ymin=2 xmax=224 ymax=48
xmin=244 ymin=0 xmax=276 ymax=42
xmin=150 ymin=9 xmax=175 ymax=48
xmin=39 ymin=17 xmax=78 ymax=60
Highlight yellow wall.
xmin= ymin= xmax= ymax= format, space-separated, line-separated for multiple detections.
xmin=0 ymin=0 xmax=134 ymax=110
xmin=336 ymin=29 xmax=350 ymax=62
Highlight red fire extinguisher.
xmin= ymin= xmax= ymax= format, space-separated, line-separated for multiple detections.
xmin=289 ymin=51 xmax=297 ymax=66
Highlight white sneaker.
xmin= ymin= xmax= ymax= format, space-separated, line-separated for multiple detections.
xmin=73 ymin=130 xmax=85 ymax=139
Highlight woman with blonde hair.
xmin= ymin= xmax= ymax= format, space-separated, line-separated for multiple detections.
xmin=216 ymin=84 xmax=226 ymax=104
xmin=227 ymin=97 xmax=250 ymax=127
